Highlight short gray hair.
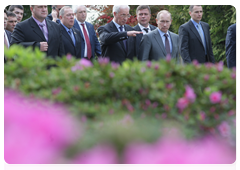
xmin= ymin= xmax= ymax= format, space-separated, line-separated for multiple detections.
xmin=112 ymin=5 xmax=130 ymax=14
xmin=156 ymin=10 xmax=172 ymax=20
xmin=74 ymin=5 xmax=86 ymax=13
xmin=59 ymin=6 xmax=72 ymax=17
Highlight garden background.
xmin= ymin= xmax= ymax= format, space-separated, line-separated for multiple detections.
xmin=4 ymin=4 xmax=236 ymax=167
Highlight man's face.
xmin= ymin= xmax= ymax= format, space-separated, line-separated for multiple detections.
xmin=189 ymin=6 xmax=203 ymax=23
xmin=6 ymin=16 xmax=17 ymax=32
xmin=137 ymin=8 xmax=151 ymax=27
xmin=4 ymin=13 xmax=8 ymax=29
xmin=114 ymin=7 xmax=130 ymax=26
xmin=60 ymin=8 xmax=74 ymax=29
xmin=54 ymin=5 xmax=65 ymax=17
xmin=12 ymin=7 xmax=24 ymax=23
xmin=75 ymin=6 xmax=87 ymax=23
xmin=156 ymin=12 xmax=172 ymax=33
xmin=31 ymin=5 xmax=48 ymax=21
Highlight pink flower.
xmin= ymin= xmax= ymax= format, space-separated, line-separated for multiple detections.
xmin=72 ymin=145 xmax=118 ymax=164
xmin=176 ymin=97 xmax=189 ymax=110
xmin=98 ymin=57 xmax=109 ymax=65
xmin=71 ymin=58 xmax=93 ymax=71
xmin=218 ymin=121 xmax=231 ymax=137
xmin=192 ymin=59 xmax=199 ymax=66
xmin=199 ymin=111 xmax=206 ymax=121
xmin=111 ymin=62 xmax=119 ymax=69
xmin=109 ymin=72 xmax=115 ymax=78
xmin=184 ymin=85 xmax=196 ymax=102
xmin=166 ymin=54 xmax=171 ymax=62
xmin=66 ymin=53 xmax=72 ymax=60
xmin=210 ymin=91 xmax=222 ymax=104
xmin=216 ymin=61 xmax=224 ymax=72
xmin=204 ymin=74 xmax=209 ymax=81
xmin=52 ymin=87 xmax=62 ymax=95
xmin=146 ymin=61 xmax=151 ymax=68
xmin=4 ymin=90 xmax=80 ymax=164
xmin=154 ymin=64 xmax=159 ymax=70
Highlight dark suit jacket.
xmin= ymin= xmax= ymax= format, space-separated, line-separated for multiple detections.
xmin=133 ymin=24 xmax=157 ymax=58
xmin=5 ymin=29 xmax=12 ymax=43
xmin=73 ymin=19 xmax=101 ymax=58
xmin=226 ymin=23 xmax=236 ymax=68
xmin=178 ymin=20 xmax=215 ymax=64
xmin=60 ymin=24 xmax=82 ymax=59
xmin=97 ymin=21 xmax=135 ymax=64
xmin=10 ymin=16 xmax=64 ymax=58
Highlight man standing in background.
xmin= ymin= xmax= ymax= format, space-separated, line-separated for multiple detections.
xmin=46 ymin=5 xmax=65 ymax=23
xmin=178 ymin=5 xmax=215 ymax=64
xmin=8 ymin=5 xmax=24 ymax=23
xmin=133 ymin=5 xmax=157 ymax=58
xmin=5 ymin=12 xmax=17 ymax=32
xmin=225 ymin=23 xmax=236 ymax=68
xmin=73 ymin=5 xmax=101 ymax=60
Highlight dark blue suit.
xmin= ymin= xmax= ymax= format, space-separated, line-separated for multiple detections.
xmin=60 ymin=24 xmax=82 ymax=59
xmin=226 ymin=23 xmax=236 ymax=68
xmin=73 ymin=19 xmax=101 ymax=58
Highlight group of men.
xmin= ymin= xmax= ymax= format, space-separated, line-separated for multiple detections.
xmin=4 ymin=5 xmax=236 ymax=68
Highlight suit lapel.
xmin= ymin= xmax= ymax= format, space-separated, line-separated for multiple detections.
xmin=74 ymin=19 xmax=84 ymax=41
xmin=61 ymin=24 xmax=75 ymax=46
xmin=110 ymin=21 xmax=126 ymax=54
xmin=30 ymin=17 xmax=46 ymax=41
xmin=154 ymin=29 xmax=167 ymax=56
xmin=189 ymin=20 xmax=204 ymax=46
xmin=169 ymin=31 xmax=176 ymax=56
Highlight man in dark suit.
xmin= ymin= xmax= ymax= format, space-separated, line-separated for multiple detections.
xmin=178 ymin=5 xmax=215 ymax=64
xmin=46 ymin=5 xmax=65 ymax=24
xmin=73 ymin=5 xmax=101 ymax=60
xmin=59 ymin=6 xmax=81 ymax=58
xmin=226 ymin=23 xmax=236 ymax=68
xmin=6 ymin=12 xmax=17 ymax=32
xmin=97 ymin=5 xmax=142 ymax=64
xmin=138 ymin=10 xmax=180 ymax=62
xmin=133 ymin=5 xmax=157 ymax=58
xmin=4 ymin=9 xmax=11 ymax=49
xmin=11 ymin=5 xmax=64 ymax=58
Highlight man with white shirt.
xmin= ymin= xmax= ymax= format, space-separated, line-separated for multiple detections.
xmin=133 ymin=5 xmax=157 ymax=58
xmin=73 ymin=5 xmax=101 ymax=60
xmin=138 ymin=10 xmax=180 ymax=62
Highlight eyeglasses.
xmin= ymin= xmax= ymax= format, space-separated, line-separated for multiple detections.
xmin=119 ymin=14 xmax=131 ymax=18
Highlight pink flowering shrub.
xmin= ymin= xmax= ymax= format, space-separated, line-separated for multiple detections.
xmin=210 ymin=91 xmax=222 ymax=104
xmin=4 ymin=90 xmax=81 ymax=164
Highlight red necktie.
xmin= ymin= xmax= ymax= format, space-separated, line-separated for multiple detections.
xmin=81 ymin=24 xmax=92 ymax=59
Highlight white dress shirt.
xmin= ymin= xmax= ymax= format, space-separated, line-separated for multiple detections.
xmin=138 ymin=23 xmax=151 ymax=35
xmin=77 ymin=20 xmax=90 ymax=58
xmin=4 ymin=30 xmax=10 ymax=48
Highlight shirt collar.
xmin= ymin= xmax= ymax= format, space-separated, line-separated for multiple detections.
xmin=191 ymin=18 xmax=201 ymax=27
xmin=138 ymin=23 xmax=150 ymax=31
xmin=112 ymin=20 xmax=123 ymax=30
xmin=32 ymin=16 xmax=46 ymax=26
xmin=61 ymin=23 xmax=72 ymax=32
xmin=157 ymin=28 xmax=169 ymax=37
xmin=77 ymin=19 xmax=86 ymax=25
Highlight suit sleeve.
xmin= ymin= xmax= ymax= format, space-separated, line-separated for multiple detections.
xmin=138 ymin=34 xmax=151 ymax=61
xmin=178 ymin=25 xmax=192 ymax=63
xmin=92 ymin=28 xmax=102 ymax=56
xmin=97 ymin=26 xmax=128 ymax=46
xmin=226 ymin=25 xmax=236 ymax=68
xmin=10 ymin=23 xmax=40 ymax=49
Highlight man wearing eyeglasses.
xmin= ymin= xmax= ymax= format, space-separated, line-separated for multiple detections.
xmin=138 ymin=10 xmax=180 ymax=63
xmin=97 ymin=5 xmax=142 ymax=64
xmin=46 ymin=5 xmax=65 ymax=24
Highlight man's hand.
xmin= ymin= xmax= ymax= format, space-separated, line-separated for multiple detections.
xmin=51 ymin=9 xmax=58 ymax=22
xmin=127 ymin=31 xmax=143 ymax=37
xmin=40 ymin=42 xmax=48 ymax=51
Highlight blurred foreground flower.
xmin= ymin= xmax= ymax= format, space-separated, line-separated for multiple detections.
xmin=209 ymin=91 xmax=222 ymax=104
xmin=4 ymin=90 xmax=81 ymax=164
xmin=71 ymin=58 xmax=93 ymax=71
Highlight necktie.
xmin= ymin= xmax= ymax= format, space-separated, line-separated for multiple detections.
xmin=164 ymin=34 xmax=171 ymax=56
xmin=143 ymin=28 xmax=149 ymax=33
xmin=81 ymin=23 xmax=92 ymax=59
xmin=119 ymin=26 xmax=127 ymax=52
xmin=197 ymin=24 xmax=206 ymax=51
xmin=39 ymin=23 xmax=48 ymax=41
xmin=4 ymin=33 xmax=8 ymax=48
xmin=68 ymin=29 xmax=75 ymax=46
